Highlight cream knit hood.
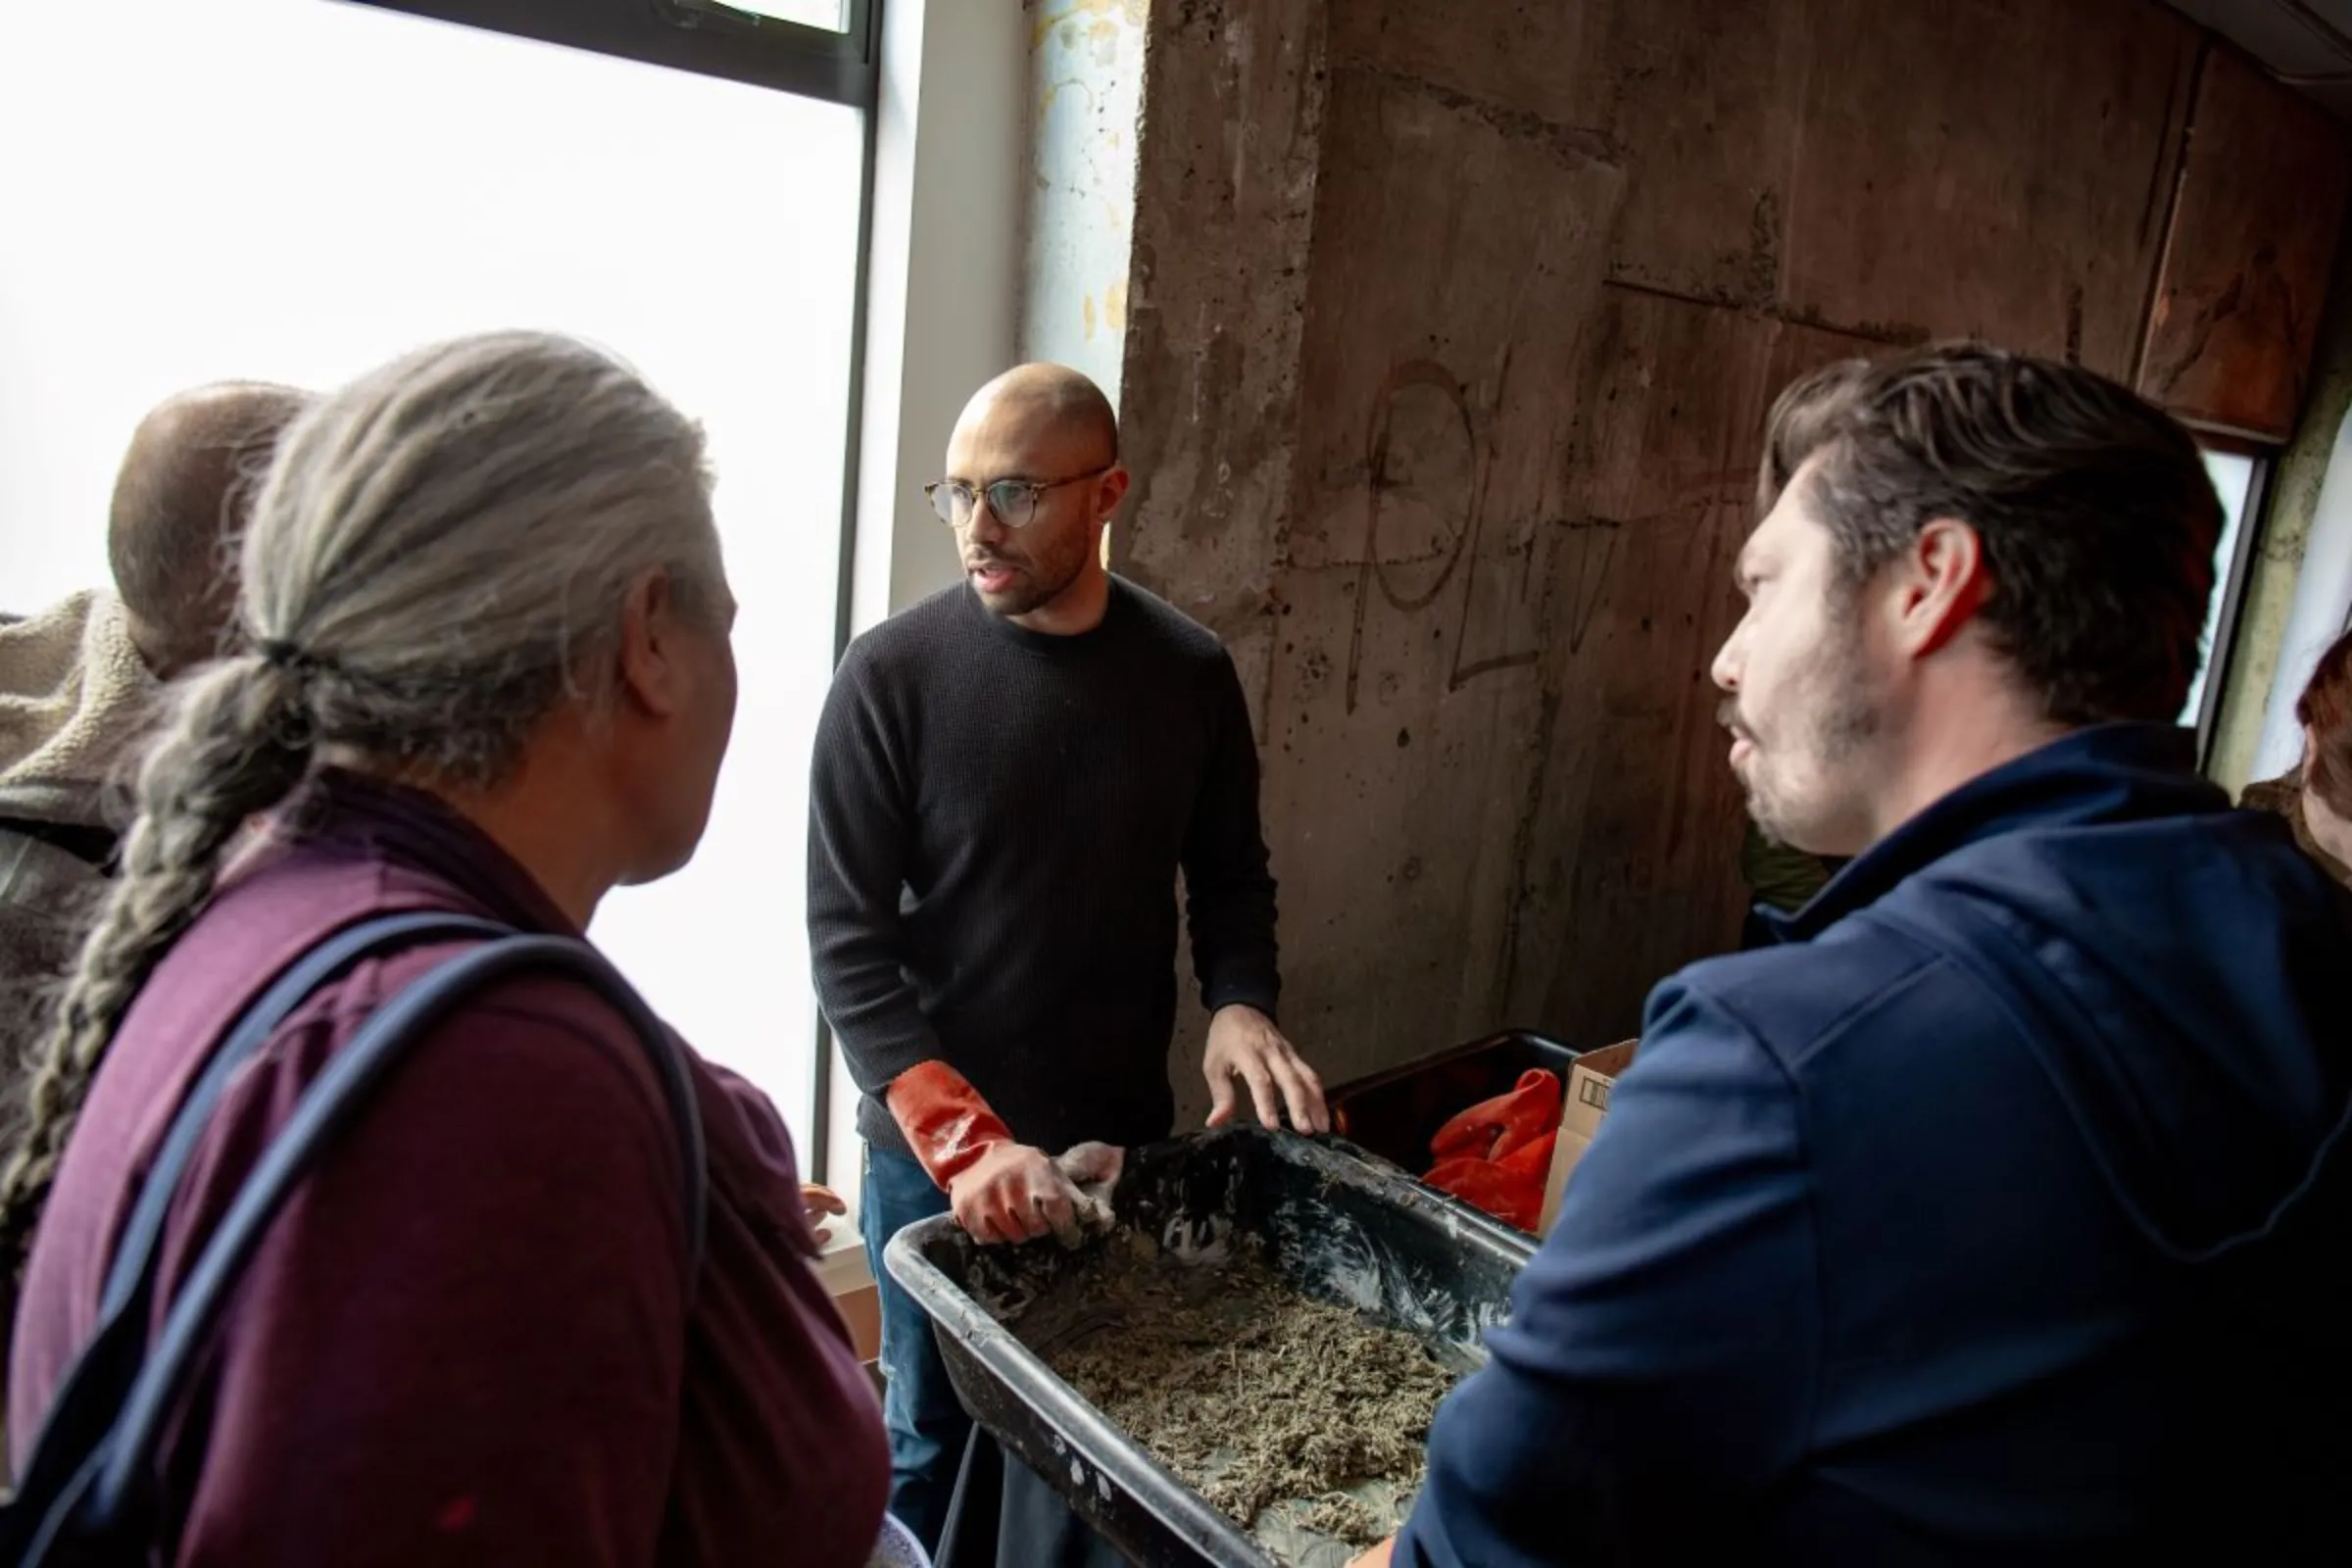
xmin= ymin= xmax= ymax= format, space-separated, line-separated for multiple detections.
xmin=0 ymin=590 xmax=160 ymax=827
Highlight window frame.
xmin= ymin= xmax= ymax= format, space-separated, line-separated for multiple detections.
xmin=351 ymin=0 xmax=879 ymax=107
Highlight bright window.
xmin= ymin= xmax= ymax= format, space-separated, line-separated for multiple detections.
xmin=691 ymin=0 xmax=849 ymax=25
xmin=0 ymin=0 xmax=864 ymax=1138
xmin=2183 ymin=447 xmax=2259 ymax=731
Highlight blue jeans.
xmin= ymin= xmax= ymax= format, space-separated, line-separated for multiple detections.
xmin=862 ymin=1146 xmax=974 ymax=1553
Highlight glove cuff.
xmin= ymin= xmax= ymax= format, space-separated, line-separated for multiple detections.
xmin=886 ymin=1060 xmax=1013 ymax=1190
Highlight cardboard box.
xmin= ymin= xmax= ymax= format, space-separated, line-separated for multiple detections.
xmin=1538 ymin=1039 xmax=1638 ymax=1234
xmin=812 ymin=1205 xmax=883 ymax=1364
xmin=832 ymin=1281 xmax=881 ymax=1366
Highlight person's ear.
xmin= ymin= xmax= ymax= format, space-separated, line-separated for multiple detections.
xmin=1095 ymin=466 xmax=1131 ymax=523
xmin=615 ymin=568 xmax=687 ymax=720
xmin=1885 ymin=517 xmax=1991 ymax=661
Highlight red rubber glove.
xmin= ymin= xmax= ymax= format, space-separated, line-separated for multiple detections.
xmin=887 ymin=1061 xmax=1091 ymax=1247
xmin=1428 ymin=1068 xmax=1562 ymax=1164
xmin=1423 ymin=1154 xmax=1544 ymax=1233
xmin=1496 ymin=1129 xmax=1557 ymax=1182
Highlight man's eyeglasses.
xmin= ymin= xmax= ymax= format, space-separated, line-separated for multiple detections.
xmin=922 ymin=467 xmax=1112 ymax=530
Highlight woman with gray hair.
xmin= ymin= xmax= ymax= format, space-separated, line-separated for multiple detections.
xmin=0 ymin=332 xmax=891 ymax=1564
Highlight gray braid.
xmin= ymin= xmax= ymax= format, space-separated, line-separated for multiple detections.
xmin=0 ymin=655 xmax=313 ymax=1273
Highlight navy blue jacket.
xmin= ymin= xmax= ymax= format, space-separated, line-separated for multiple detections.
xmin=1396 ymin=725 xmax=2352 ymax=1566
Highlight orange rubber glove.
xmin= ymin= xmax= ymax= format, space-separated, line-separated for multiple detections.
xmin=1349 ymin=1536 xmax=1396 ymax=1568
xmin=1428 ymin=1067 xmax=1562 ymax=1164
xmin=887 ymin=1060 xmax=1097 ymax=1247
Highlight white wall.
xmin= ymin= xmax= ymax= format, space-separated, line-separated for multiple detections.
xmin=823 ymin=0 xmax=1025 ymax=1185
xmin=847 ymin=0 xmax=1022 ymax=637
xmin=1017 ymin=0 xmax=1144 ymax=398
xmin=2252 ymin=405 xmax=2352 ymax=780
xmin=0 ymin=0 xmax=863 ymax=1141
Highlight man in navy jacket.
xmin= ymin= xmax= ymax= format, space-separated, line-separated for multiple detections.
xmin=1372 ymin=344 xmax=2352 ymax=1566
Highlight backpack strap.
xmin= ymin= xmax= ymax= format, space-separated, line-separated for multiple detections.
xmin=97 ymin=910 xmax=511 ymax=1320
xmin=11 ymin=911 xmax=505 ymax=1493
xmin=84 ymin=933 xmax=706 ymax=1527
xmin=6 ymin=910 xmax=498 ymax=1552
xmin=0 ymin=816 xmax=118 ymax=876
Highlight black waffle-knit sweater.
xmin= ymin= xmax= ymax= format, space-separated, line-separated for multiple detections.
xmin=808 ymin=576 xmax=1281 ymax=1162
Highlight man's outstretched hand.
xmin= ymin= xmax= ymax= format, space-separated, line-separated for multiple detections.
xmin=1203 ymin=1004 xmax=1330 ymax=1134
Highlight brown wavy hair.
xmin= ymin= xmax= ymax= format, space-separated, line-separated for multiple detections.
xmin=1761 ymin=343 xmax=2222 ymax=727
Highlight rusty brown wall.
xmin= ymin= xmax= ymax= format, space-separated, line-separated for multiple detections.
xmin=1114 ymin=0 xmax=2351 ymax=1102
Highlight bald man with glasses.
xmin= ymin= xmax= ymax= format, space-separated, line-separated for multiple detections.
xmin=808 ymin=364 xmax=1324 ymax=1552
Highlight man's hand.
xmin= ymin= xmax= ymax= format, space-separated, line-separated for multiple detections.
xmin=801 ymin=1182 xmax=846 ymax=1247
xmin=1203 ymin=1004 xmax=1330 ymax=1134
xmin=949 ymin=1142 xmax=1090 ymax=1247
xmin=1348 ymin=1536 xmax=1396 ymax=1567
xmin=887 ymin=1061 xmax=1122 ymax=1249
